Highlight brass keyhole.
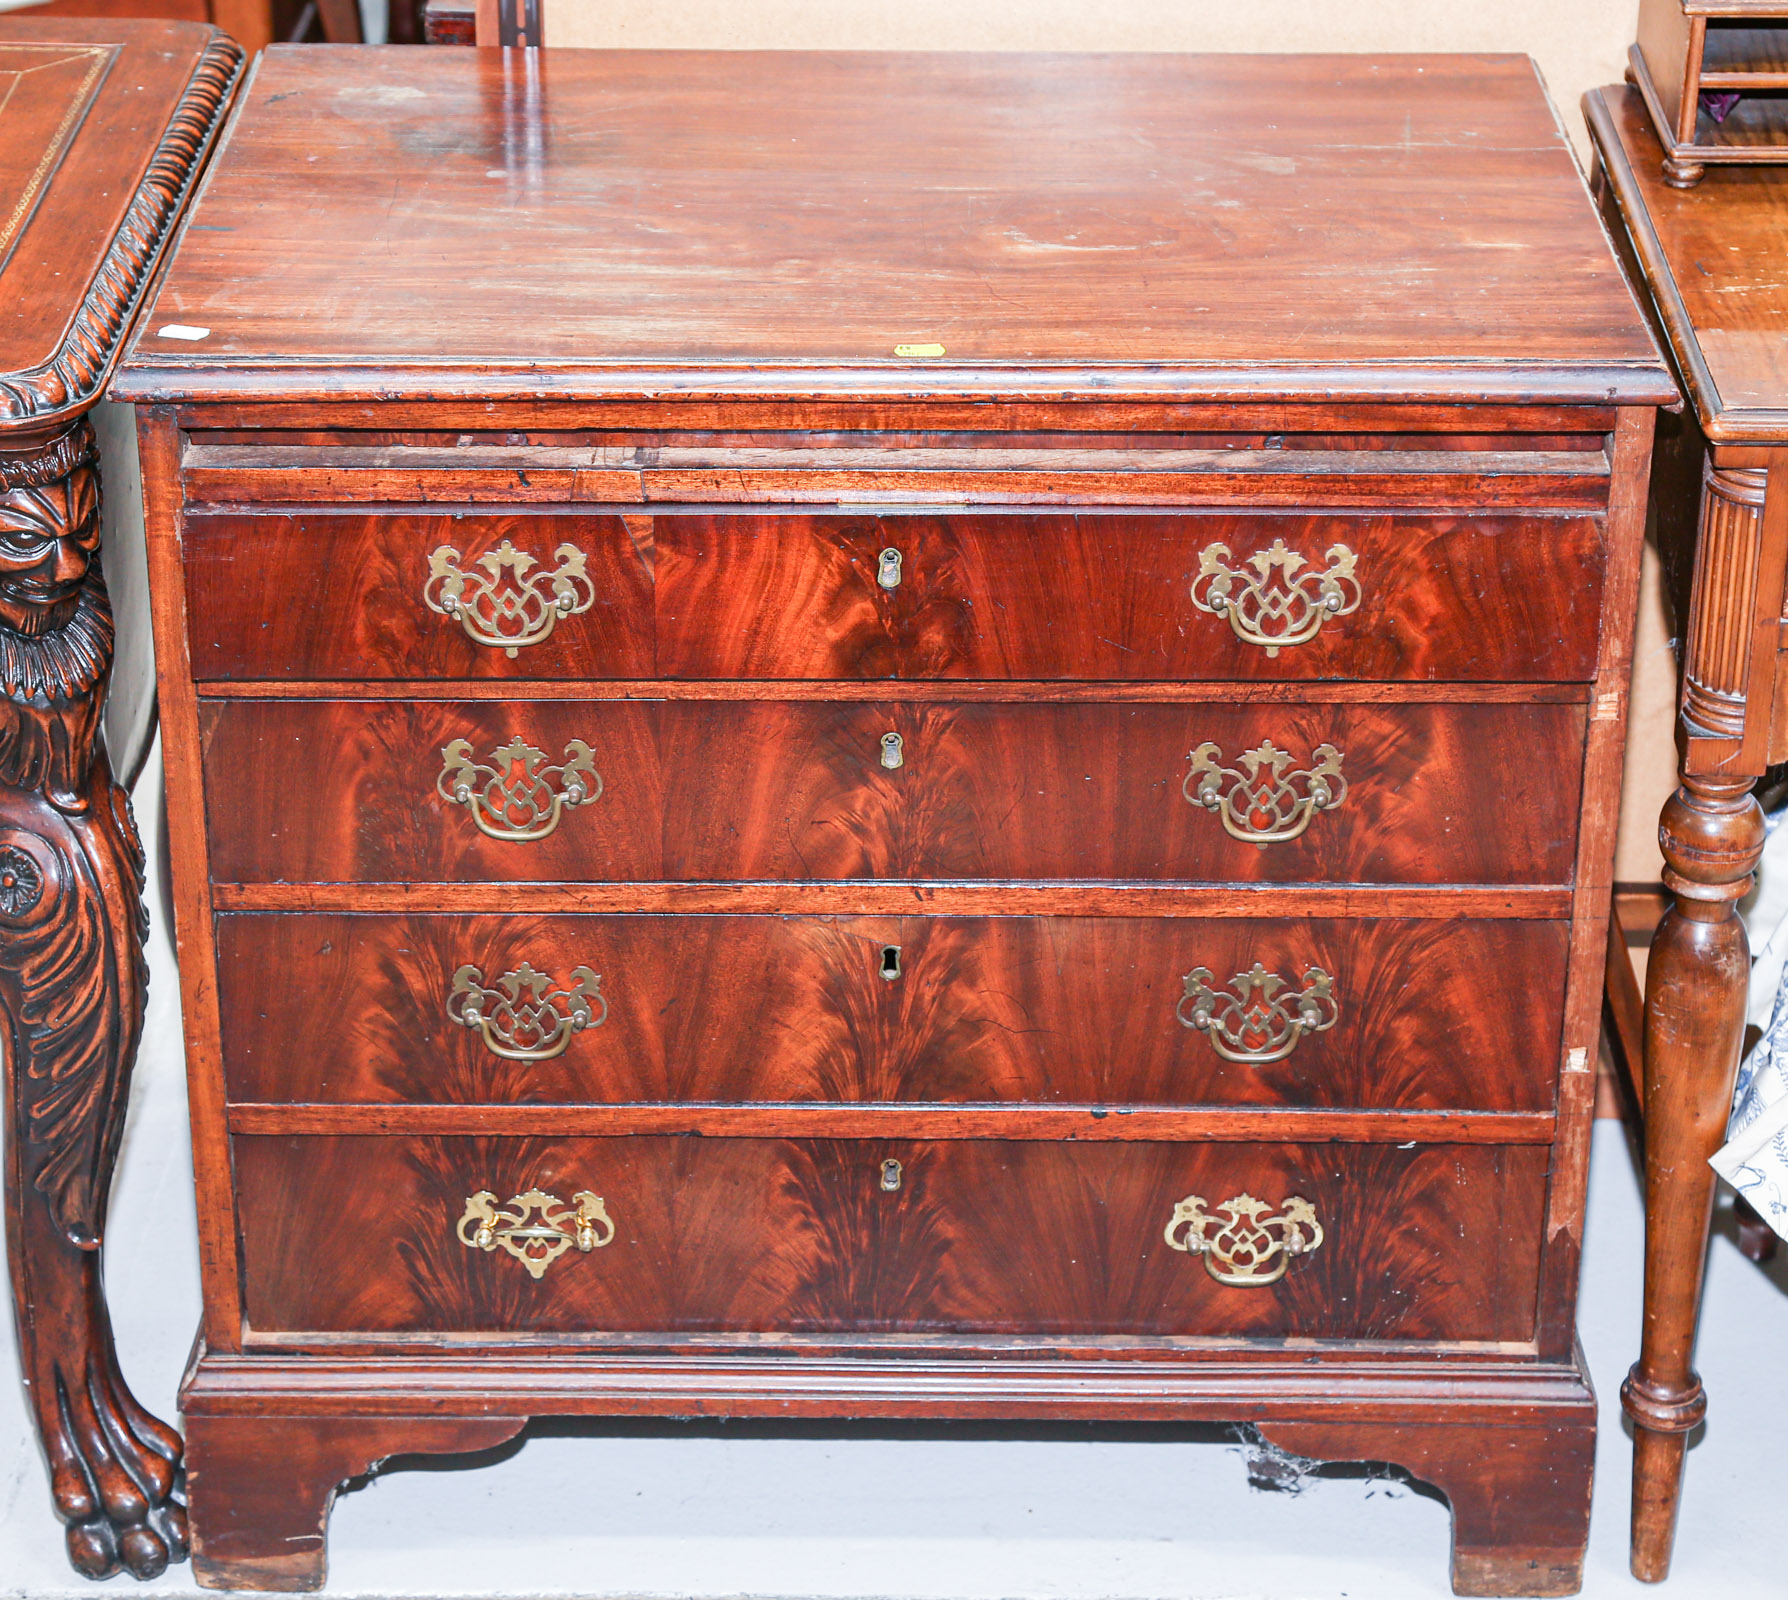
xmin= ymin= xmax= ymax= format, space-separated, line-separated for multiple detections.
xmin=880 ymin=944 xmax=902 ymax=981
xmin=880 ymin=732 xmax=904 ymax=770
xmin=880 ymin=1159 xmax=903 ymax=1192
xmin=877 ymin=548 xmax=903 ymax=590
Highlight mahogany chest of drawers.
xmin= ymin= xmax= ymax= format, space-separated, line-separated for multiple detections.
xmin=113 ymin=47 xmax=1673 ymax=1598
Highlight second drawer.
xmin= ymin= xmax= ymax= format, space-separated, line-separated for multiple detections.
xmin=216 ymin=913 xmax=1567 ymax=1111
xmin=200 ymin=697 xmax=1586 ymax=885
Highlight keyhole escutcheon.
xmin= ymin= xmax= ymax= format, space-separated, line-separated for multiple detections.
xmin=877 ymin=548 xmax=903 ymax=589
xmin=880 ymin=1159 xmax=903 ymax=1192
xmin=880 ymin=731 xmax=904 ymax=770
xmin=880 ymin=944 xmax=902 ymax=981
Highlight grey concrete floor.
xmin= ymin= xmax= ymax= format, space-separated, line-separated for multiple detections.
xmin=4 ymin=743 xmax=1784 ymax=1599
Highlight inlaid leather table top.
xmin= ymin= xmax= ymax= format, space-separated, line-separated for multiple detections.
xmin=1588 ymin=82 xmax=1788 ymax=439
xmin=116 ymin=47 xmax=1673 ymax=407
xmin=0 ymin=18 xmax=228 ymax=424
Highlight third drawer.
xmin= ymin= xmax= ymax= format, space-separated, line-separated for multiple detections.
xmin=216 ymin=912 xmax=1568 ymax=1111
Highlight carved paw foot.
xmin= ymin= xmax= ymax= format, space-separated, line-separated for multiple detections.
xmin=44 ymin=1342 xmax=187 ymax=1580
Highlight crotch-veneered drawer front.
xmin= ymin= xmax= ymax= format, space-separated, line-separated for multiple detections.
xmin=216 ymin=913 xmax=1568 ymax=1112
xmin=199 ymin=698 xmax=1584 ymax=885
xmin=182 ymin=512 xmax=655 ymax=680
xmin=654 ymin=512 xmax=1606 ymax=682
xmin=232 ymin=1134 xmax=1548 ymax=1341
xmin=180 ymin=509 xmax=1606 ymax=683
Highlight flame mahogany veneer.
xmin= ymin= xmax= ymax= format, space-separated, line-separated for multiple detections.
xmin=113 ymin=46 xmax=1674 ymax=1598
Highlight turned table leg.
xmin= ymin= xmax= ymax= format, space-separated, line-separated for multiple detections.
xmin=1622 ymin=774 xmax=1764 ymax=1580
xmin=0 ymin=418 xmax=186 ymax=1578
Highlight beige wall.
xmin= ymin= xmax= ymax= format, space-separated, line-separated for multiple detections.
xmin=547 ymin=0 xmax=1677 ymax=879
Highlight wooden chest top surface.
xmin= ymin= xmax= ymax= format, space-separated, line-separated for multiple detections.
xmin=115 ymin=47 xmax=1672 ymax=407
xmin=0 ymin=16 xmax=235 ymax=429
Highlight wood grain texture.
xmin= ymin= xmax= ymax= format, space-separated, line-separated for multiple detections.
xmin=182 ymin=507 xmax=1607 ymax=684
xmin=1586 ymin=84 xmax=1788 ymax=436
xmin=1259 ymin=1417 xmax=1596 ymax=1598
xmin=185 ymin=1415 xmax=525 ymax=1592
xmin=224 ymin=1104 xmax=1555 ymax=1146
xmin=653 ymin=511 xmax=1607 ymax=683
xmin=230 ymin=1134 xmax=1549 ymax=1343
xmin=183 ymin=511 xmax=654 ymax=681
xmin=175 ymin=446 xmax=1614 ymax=513
xmin=213 ymin=913 xmax=1568 ymax=1112
xmin=110 ymin=50 xmax=1671 ymax=406
xmin=197 ymin=698 xmax=1587 ymax=886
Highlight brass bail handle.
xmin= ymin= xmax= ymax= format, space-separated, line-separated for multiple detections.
xmin=1163 ymin=1191 xmax=1325 ymax=1287
xmin=1189 ymin=539 xmax=1361 ymax=656
xmin=423 ymin=539 xmax=598 ymax=657
xmin=437 ymin=735 xmax=602 ymax=843
xmin=1178 ymin=963 xmax=1338 ymax=1063
xmin=457 ymin=1186 xmax=616 ymax=1279
xmin=1183 ymin=739 xmax=1346 ymax=847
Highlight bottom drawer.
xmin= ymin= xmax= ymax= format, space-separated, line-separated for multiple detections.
xmin=234 ymin=1135 xmax=1546 ymax=1344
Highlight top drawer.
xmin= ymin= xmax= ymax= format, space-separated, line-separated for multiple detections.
xmin=180 ymin=509 xmax=1606 ymax=683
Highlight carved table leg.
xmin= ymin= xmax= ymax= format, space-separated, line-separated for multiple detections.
xmin=1622 ymin=773 xmax=1764 ymax=1580
xmin=0 ymin=418 xmax=185 ymax=1578
xmin=185 ymin=1414 xmax=527 ymax=1591
xmin=1258 ymin=1414 xmax=1596 ymax=1597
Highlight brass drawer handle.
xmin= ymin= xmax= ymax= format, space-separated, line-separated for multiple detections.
xmin=1184 ymin=739 xmax=1345 ymax=845
xmin=1190 ymin=539 xmax=1360 ymax=656
xmin=457 ymin=1186 xmax=615 ymax=1279
xmin=1164 ymin=1192 xmax=1324 ymax=1286
xmin=447 ymin=962 xmax=606 ymax=1060
xmin=1178 ymin=963 xmax=1337 ymax=1063
xmin=423 ymin=540 xmax=597 ymax=657
xmin=437 ymin=736 xmax=601 ymax=842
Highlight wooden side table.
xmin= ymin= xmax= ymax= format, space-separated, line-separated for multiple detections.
xmin=1586 ymin=83 xmax=1788 ymax=1583
xmin=0 ymin=14 xmax=238 ymax=1581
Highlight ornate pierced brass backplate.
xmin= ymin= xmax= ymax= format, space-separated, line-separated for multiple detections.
xmin=1190 ymin=539 xmax=1361 ymax=655
xmin=446 ymin=962 xmax=606 ymax=1060
xmin=1178 ymin=963 xmax=1338 ymax=1063
xmin=436 ymin=736 xmax=600 ymax=842
xmin=456 ymin=1187 xmax=615 ymax=1279
xmin=1183 ymin=739 xmax=1346 ymax=845
xmin=423 ymin=540 xmax=596 ymax=657
xmin=1164 ymin=1191 xmax=1324 ymax=1286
